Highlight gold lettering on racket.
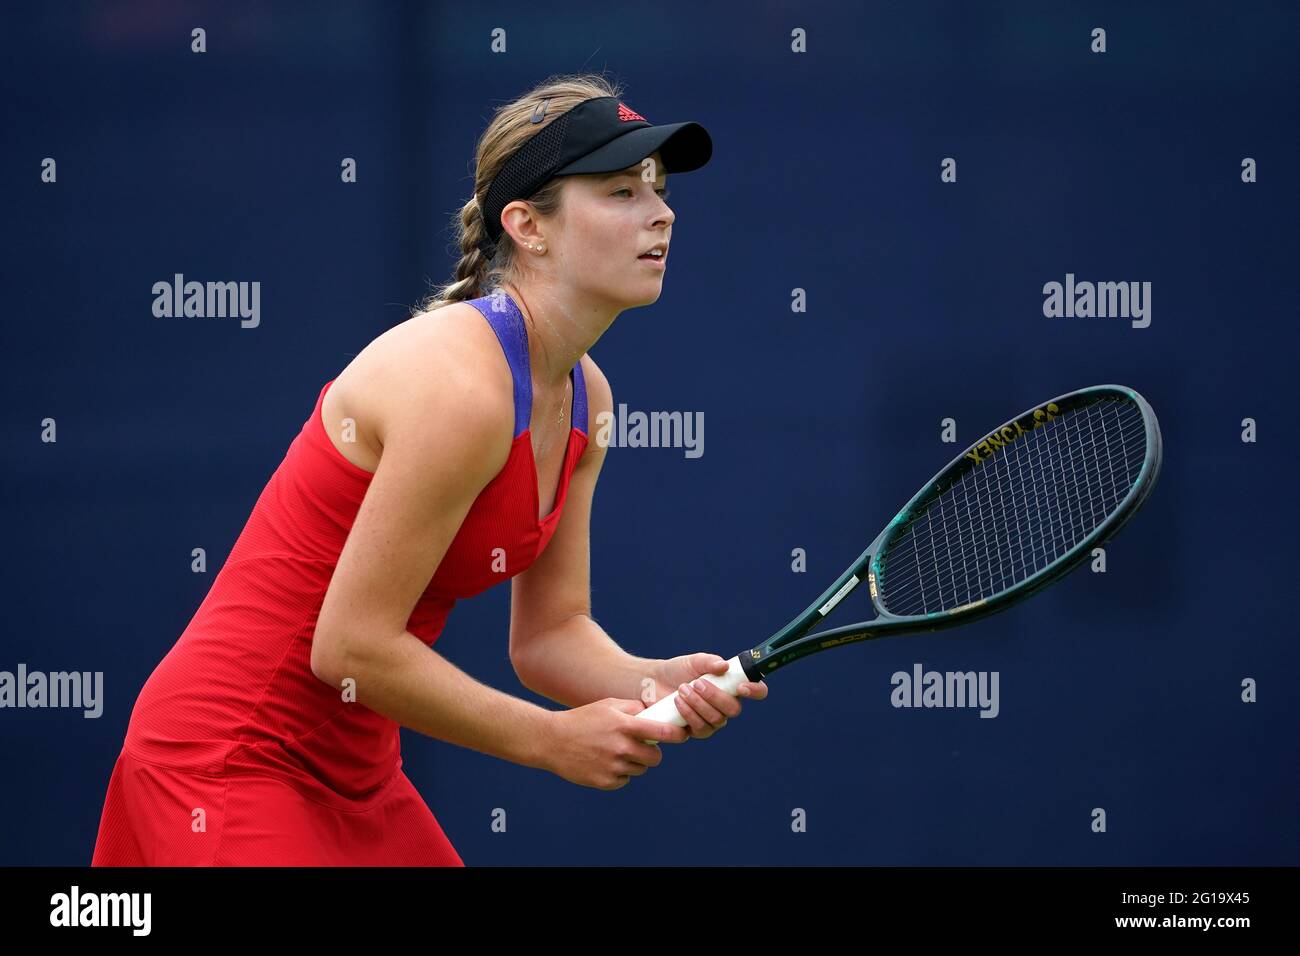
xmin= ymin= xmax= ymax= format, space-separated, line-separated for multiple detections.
xmin=818 ymin=633 xmax=863 ymax=650
xmin=963 ymin=401 xmax=1060 ymax=466
xmin=811 ymin=634 xmax=863 ymax=650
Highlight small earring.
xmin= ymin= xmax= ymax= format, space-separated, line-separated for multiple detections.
xmin=536 ymin=244 xmax=545 ymax=254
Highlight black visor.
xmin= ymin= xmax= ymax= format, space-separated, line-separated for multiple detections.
xmin=477 ymin=96 xmax=712 ymax=257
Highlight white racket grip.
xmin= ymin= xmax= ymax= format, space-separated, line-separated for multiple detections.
xmin=633 ymin=655 xmax=749 ymax=744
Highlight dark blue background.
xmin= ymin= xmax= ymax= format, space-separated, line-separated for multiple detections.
xmin=3 ymin=1 xmax=1296 ymax=866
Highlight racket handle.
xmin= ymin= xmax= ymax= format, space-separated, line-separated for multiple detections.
xmin=633 ymin=655 xmax=749 ymax=744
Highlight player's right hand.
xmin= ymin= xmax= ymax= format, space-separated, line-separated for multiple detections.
xmin=542 ymin=698 xmax=689 ymax=790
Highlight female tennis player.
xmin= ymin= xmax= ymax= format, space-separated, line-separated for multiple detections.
xmin=91 ymin=74 xmax=767 ymax=866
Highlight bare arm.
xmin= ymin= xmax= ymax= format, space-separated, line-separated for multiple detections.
xmin=516 ymin=614 xmax=660 ymax=709
xmin=323 ymin=632 xmax=556 ymax=771
xmin=311 ymin=341 xmax=556 ymax=771
xmin=508 ymin=355 xmax=655 ymax=706
xmin=510 ymin=355 xmax=769 ymax=735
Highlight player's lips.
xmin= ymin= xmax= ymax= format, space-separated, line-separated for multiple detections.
xmin=637 ymin=242 xmax=668 ymax=268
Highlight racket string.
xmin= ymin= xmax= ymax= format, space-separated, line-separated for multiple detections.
xmin=879 ymin=397 xmax=1146 ymax=615
xmin=886 ymin=398 xmax=1144 ymax=612
xmin=892 ymin=410 xmax=1144 ymax=612
xmin=906 ymin=411 xmax=1133 ymax=610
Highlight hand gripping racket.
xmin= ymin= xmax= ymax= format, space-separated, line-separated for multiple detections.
xmin=636 ymin=384 xmax=1162 ymax=736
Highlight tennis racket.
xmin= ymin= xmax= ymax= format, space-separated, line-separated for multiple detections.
xmin=636 ymin=384 xmax=1162 ymax=734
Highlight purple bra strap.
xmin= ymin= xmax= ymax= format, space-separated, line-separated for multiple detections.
xmin=467 ymin=291 xmax=531 ymax=438
xmin=466 ymin=289 xmax=589 ymax=438
xmin=571 ymin=355 xmax=588 ymax=435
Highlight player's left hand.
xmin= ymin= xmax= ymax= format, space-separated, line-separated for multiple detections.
xmin=650 ymin=653 xmax=769 ymax=740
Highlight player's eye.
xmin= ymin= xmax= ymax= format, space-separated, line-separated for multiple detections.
xmin=614 ymin=186 xmax=671 ymax=199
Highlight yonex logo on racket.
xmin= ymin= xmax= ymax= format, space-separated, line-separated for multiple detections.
xmin=963 ymin=401 xmax=1060 ymax=465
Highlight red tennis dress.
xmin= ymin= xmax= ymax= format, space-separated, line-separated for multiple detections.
xmin=91 ymin=292 xmax=588 ymax=866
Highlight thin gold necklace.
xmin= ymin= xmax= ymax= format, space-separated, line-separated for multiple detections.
xmin=510 ymin=285 xmax=568 ymax=432
xmin=556 ymin=378 xmax=569 ymax=425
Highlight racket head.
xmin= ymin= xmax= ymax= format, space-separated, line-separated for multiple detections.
xmin=744 ymin=384 xmax=1162 ymax=679
xmin=866 ymin=383 xmax=1162 ymax=626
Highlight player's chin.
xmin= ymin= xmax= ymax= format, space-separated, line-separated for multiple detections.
xmin=626 ymin=276 xmax=666 ymax=306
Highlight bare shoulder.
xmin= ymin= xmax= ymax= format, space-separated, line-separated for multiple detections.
xmin=328 ymin=302 xmax=516 ymax=467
